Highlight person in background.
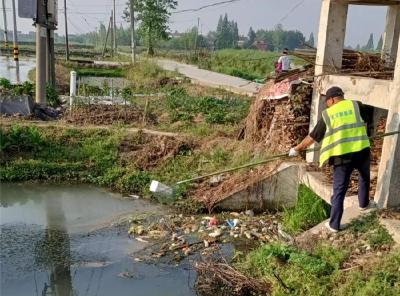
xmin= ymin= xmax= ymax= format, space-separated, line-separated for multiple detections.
xmin=276 ymin=48 xmax=291 ymax=74
xmin=288 ymin=86 xmax=375 ymax=233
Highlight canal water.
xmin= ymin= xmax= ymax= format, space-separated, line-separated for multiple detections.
xmin=0 ymin=56 xmax=36 ymax=83
xmin=0 ymin=183 xmax=198 ymax=296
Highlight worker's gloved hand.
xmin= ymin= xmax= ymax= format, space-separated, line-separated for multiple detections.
xmin=288 ymin=148 xmax=299 ymax=157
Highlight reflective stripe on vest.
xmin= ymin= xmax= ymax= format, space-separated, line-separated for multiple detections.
xmin=319 ymin=100 xmax=370 ymax=166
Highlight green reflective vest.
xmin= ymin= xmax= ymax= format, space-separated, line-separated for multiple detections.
xmin=319 ymin=100 xmax=370 ymax=166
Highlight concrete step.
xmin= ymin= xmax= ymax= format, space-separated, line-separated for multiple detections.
xmin=300 ymin=170 xmax=360 ymax=209
xmin=380 ymin=218 xmax=400 ymax=246
xmin=297 ymin=205 xmax=377 ymax=240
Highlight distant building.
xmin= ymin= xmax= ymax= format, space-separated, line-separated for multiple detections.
xmin=170 ymin=31 xmax=184 ymax=39
xmin=237 ymin=37 xmax=247 ymax=48
xmin=0 ymin=29 xmax=12 ymax=42
xmin=253 ymin=40 xmax=268 ymax=51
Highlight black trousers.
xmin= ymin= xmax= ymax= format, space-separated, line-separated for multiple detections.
xmin=329 ymin=150 xmax=371 ymax=230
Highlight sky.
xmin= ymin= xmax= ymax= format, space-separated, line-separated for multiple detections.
xmin=0 ymin=0 xmax=388 ymax=47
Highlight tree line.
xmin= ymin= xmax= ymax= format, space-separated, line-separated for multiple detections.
xmin=68 ymin=0 xmax=384 ymax=55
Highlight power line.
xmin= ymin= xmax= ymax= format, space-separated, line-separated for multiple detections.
xmin=67 ymin=16 xmax=83 ymax=33
xmin=173 ymin=0 xmax=242 ymax=14
xmin=276 ymin=0 xmax=306 ymax=24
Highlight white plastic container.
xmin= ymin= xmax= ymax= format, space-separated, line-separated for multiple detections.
xmin=149 ymin=180 xmax=173 ymax=196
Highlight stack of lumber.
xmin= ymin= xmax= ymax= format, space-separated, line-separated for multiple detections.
xmin=243 ymin=82 xmax=313 ymax=153
xmin=371 ymin=116 xmax=387 ymax=166
xmin=293 ymin=48 xmax=394 ymax=79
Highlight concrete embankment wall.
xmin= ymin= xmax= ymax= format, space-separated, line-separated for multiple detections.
xmin=214 ymin=163 xmax=303 ymax=212
xmin=213 ymin=162 xmax=352 ymax=212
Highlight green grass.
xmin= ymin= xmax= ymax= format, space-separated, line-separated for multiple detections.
xmin=0 ymin=126 xmax=156 ymax=196
xmin=241 ymin=243 xmax=336 ymax=295
xmin=126 ymin=59 xmax=175 ymax=92
xmin=283 ymin=185 xmax=331 ymax=234
xmin=159 ymin=49 xmax=307 ymax=81
xmin=164 ymin=87 xmax=250 ymax=125
xmin=314 ymin=243 xmax=349 ymax=270
xmin=240 ymin=242 xmax=400 ymax=296
xmin=200 ymin=49 xmax=280 ymax=80
xmin=0 ymin=124 xmax=256 ymax=208
xmin=75 ymin=67 xmax=127 ymax=78
xmin=349 ymin=212 xmax=393 ymax=249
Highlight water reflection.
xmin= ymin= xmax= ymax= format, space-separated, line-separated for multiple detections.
xmin=35 ymin=192 xmax=73 ymax=296
xmin=0 ymin=55 xmax=35 ymax=82
xmin=0 ymin=184 xmax=198 ymax=296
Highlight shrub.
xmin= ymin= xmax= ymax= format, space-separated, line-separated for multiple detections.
xmin=96 ymin=167 xmax=126 ymax=187
xmin=116 ymin=171 xmax=151 ymax=194
xmin=1 ymin=125 xmax=44 ymax=153
xmin=0 ymin=77 xmax=12 ymax=89
xmin=13 ymin=81 xmax=34 ymax=96
xmin=46 ymin=84 xmax=62 ymax=107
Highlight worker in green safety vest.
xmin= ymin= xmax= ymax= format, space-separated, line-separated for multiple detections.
xmin=288 ymin=86 xmax=376 ymax=233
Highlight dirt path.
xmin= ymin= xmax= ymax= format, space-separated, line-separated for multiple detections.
xmin=156 ymin=59 xmax=262 ymax=96
xmin=1 ymin=120 xmax=179 ymax=137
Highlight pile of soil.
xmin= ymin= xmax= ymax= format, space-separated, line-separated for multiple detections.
xmin=242 ymin=80 xmax=313 ymax=154
xmin=63 ymin=105 xmax=157 ymax=125
xmin=118 ymin=132 xmax=194 ymax=170
xmin=156 ymin=77 xmax=184 ymax=88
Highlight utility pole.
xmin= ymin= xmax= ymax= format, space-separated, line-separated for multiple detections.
xmin=36 ymin=23 xmax=47 ymax=106
xmin=36 ymin=1 xmax=47 ymax=106
xmin=64 ymin=0 xmax=69 ymax=61
xmin=113 ymin=0 xmax=117 ymax=53
xmin=11 ymin=0 xmax=20 ymax=83
xmin=1 ymin=0 xmax=8 ymax=50
xmin=110 ymin=9 xmax=114 ymax=57
xmin=46 ymin=29 xmax=56 ymax=87
xmin=194 ymin=17 xmax=200 ymax=58
xmin=46 ymin=0 xmax=57 ymax=88
xmin=130 ymin=0 xmax=136 ymax=63
xmin=102 ymin=14 xmax=112 ymax=57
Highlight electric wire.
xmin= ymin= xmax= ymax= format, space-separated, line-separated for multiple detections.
xmin=172 ymin=0 xmax=242 ymax=14
xmin=276 ymin=0 xmax=306 ymax=24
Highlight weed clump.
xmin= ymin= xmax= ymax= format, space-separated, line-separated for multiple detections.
xmin=165 ymin=88 xmax=250 ymax=125
xmin=126 ymin=59 xmax=174 ymax=91
xmin=349 ymin=212 xmax=393 ymax=250
xmin=240 ymin=242 xmax=400 ymax=296
xmin=283 ymin=185 xmax=331 ymax=234
xmin=194 ymin=49 xmax=306 ymax=81
xmin=0 ymin=125 xmax=44 ymax=153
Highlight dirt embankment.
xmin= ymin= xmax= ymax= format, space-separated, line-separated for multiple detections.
xmin=63 ymin=105 xmax=157 ymax=126
xmin=118 ymin=132 xmax=195 ymax=170
xmin=189 ymin=80 xmax=313 ymax=209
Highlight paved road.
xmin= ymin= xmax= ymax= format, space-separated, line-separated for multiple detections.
xmin=156 ymin=59 xmax=262 ymax=96
xmin=115 ymin=53 xmax=262 ymax=96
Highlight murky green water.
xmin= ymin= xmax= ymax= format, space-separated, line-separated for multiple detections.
xmin=0 ymin=183 xmax=198 ymax=296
